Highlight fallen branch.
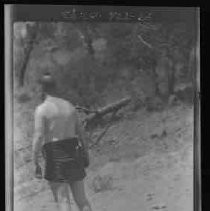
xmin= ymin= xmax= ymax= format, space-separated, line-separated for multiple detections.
xmin=84 ymin=97 xmax=131 ymax=125
xmin=75 ymin=106 xmax=98 ymax=115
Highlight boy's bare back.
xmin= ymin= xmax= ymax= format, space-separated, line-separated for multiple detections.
xmin=35 ymin=96 xmax=78 ymax=143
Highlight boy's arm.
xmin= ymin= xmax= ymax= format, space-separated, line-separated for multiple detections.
xmin=75 ymin=110 xmax=88 ymax=152
xmin=32 ymin=107 xmax=45 ymax=166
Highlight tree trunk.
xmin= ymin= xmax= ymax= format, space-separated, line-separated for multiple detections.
xmin=83 ymin=35 xmax=95 ymax=56
xmin=19 ymin=41 xmax=34 ymax=86
xmin=76 ymin=24 xmax=95 ymax=57
xmin=168 ymin=64 xmax=176 ymax=95
xmin=188 ymin=46 xmax=196 ymax=82
xmin=151 ymin=66 xmax=161 ymax=97
xmin=18 ymin=24 xmax=38 ymax=87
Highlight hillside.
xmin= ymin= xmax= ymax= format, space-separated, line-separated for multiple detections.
xmin=14 ymin=104 xmax=193 ymax=211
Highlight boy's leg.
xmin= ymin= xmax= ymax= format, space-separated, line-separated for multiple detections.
xmin=70 ymin=180 xmax=92 ymax=211
xmin=49 ymin=181 xmax=71 ymax=211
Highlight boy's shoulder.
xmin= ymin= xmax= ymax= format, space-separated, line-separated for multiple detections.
xmin=35 ymin=102 xmax=47 ymax=116
xmin=58 ymin=98 xmax=76 ymax=110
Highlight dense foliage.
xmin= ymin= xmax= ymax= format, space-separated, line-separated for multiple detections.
xmin=14 ymin=11 xmax=196 ymax=108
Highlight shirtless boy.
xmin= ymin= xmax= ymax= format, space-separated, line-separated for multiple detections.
xmin=32 ymin=73 xmax=92 ymax=211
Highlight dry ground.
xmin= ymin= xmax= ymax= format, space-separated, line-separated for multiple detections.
xmin=14 ymin=104 xmax=193 ymax=211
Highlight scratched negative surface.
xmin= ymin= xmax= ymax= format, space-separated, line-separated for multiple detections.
xmin=10 ymin=5 xmax=198 ymax=211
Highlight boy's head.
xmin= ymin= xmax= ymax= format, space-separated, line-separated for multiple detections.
xmin=40 ymin=72 xmax=57 ymax=95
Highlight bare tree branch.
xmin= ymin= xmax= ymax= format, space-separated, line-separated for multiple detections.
xmin=89 ymin=111 xmax=117 ymax=148
xmin=137 ymin=34 xmax=153 ymax=49
xmin=89 ymin=122 xmax=112 ymax=148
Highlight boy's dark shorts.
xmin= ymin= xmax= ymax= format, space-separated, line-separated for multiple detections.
xmin=42 ymin=138 xmax=86 ymax=183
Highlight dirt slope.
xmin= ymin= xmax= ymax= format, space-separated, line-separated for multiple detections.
xmin=14 ymin=104 xmax=193 ymax=211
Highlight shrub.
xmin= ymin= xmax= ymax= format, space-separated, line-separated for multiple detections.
xmin=15 ymin=89 xmax=31 ymax=103
xmin=92 ymin=174 xmax=114 ymax=193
